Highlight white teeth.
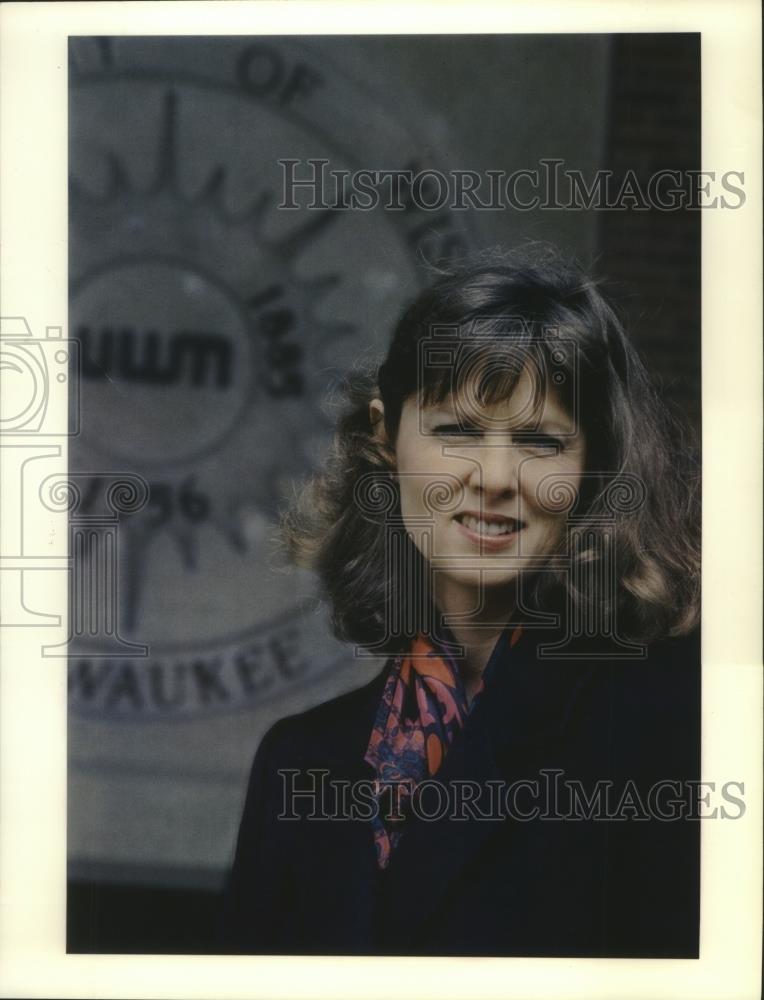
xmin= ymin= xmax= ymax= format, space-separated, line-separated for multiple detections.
xmin=460 ymin=515 xmax=517 ymax=536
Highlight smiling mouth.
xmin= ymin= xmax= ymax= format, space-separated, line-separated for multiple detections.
xmin=454 ymin=512 xmax=524 ymax=538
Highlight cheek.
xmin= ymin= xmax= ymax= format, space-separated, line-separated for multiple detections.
xmin=395 ymin=441 xmax=463 ymax=517
xmin=393 ymin=442 xmax=420 ymax=517
xmin=398 ymin=482 xmax=422 ymax=523
xmin=521 ymin=461 xmax=583 ymax=521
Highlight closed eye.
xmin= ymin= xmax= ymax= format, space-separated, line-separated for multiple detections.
xmin=431 ymin=423 xmax=480 ymax=437
xmin=430 ymin=425 xmax=565 ymax=451
xmin=514 ymin=432 xmax=564 ymax=453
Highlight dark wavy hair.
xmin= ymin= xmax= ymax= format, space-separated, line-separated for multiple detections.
xmin=282 ymin=246 xmax=700 ymax=652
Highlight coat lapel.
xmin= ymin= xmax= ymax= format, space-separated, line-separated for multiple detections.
xmin=373 ymin=626 xmax=598 ymax=952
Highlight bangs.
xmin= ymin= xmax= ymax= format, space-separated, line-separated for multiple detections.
xmin=419 ymin=328 xmax=559 ymax=428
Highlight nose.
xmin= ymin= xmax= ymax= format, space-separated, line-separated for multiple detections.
xmin=466 ymin=441 xmax=521 ymax=499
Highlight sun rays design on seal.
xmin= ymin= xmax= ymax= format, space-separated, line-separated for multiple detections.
xmin=69 ymin=86 xmax=355 ymax=409
xmin=69 ymin=88 xmax=359 ymax=628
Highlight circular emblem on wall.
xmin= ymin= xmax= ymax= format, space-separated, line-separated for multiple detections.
xmin=68 ymin=36 xmax=475 ymax=719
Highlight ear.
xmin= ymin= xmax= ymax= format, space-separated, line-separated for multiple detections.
xmin=369 ymin=398 xmax=387 ymax=441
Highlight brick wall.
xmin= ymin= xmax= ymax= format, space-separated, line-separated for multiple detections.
xmin=598 ymin=35 xmax=701 ymax=436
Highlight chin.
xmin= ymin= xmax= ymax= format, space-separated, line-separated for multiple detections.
xmin=433 ymin=564 xmax=521 ymax=589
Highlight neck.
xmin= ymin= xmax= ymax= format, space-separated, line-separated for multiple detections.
xmin=432 ymin=576 xmax=517 ymax=695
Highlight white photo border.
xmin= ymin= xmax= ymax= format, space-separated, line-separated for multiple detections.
xmin=0 ymin=2 xmax=761 ymax=998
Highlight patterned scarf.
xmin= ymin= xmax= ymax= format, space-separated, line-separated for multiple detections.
xmin=364 ymin=625 xmax=523 ymax=869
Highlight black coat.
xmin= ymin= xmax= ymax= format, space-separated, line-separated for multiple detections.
xmin=221 ymin=625 xmax=700 ymax=957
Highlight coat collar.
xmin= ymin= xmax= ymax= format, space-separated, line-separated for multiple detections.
xmin=298 ymin=625 xmax=601 ymax=953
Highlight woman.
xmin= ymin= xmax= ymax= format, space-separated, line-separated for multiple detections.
xmin=221 ymin=247 xmax=701 ymax=957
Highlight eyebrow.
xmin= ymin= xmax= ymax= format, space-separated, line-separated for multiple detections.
xmin=424 ymin=410 xmax=571 ymax=434
xmin=535 ymin=421 xmax=570 ymax=434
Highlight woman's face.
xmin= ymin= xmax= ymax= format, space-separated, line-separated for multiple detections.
xmin=386 ymin=365 xmax=586 ymax=606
